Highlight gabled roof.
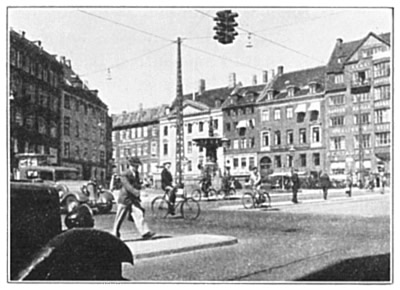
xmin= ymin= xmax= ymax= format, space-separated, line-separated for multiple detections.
xmin=258 ymin=66 xmax=326 ymax=102
xmin=222 ymin=84 xmax=266 ymax=108
xmin=112 ymin=104 xmax=169 ymax=128
xmin=183 ymin=99 xmax=210 ymax=111
xmin=327 ymin=32 xmax=391 ymax=73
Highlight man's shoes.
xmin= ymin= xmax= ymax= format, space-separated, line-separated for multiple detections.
xmin=142 ymin=231 xmax=156 ymax=240
xmin=168 ymin=206 xmax=175 ymax=216
xmin=292 ymin=199 xmax=299 ymax=204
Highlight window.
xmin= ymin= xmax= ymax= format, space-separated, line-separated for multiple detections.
xmin=199 ymin=122 xmax=204 ymax=132
xmin=286 ymin=155 xmax=293 ymax=168
xmin=187 ymin=160 xmax=192 ymax=172
xmin=163 ymin=143 xmax=168 ymax=155
xmin=233 ymin=158 xmax=239 ymax=169
xmin=374 ymin=109 xmax=390 ymax=124
xmin=352 ymin=92 xmax=370 ymax=103
xmin=75 ymin=121 xmax=80 ymax=138
xmin=286 ymin=107 xmax=293 ymax=119
xmin=241 ymin=158 xmax=247 ymax=169
xmin=311 ymin=127 xmax=320 ymax=143
xmin=249 ymin=157 xmax=255 ymax=169
xmin=75 ymin=146 xmax=80 ymax=159
xmin=313 ymin=153 xmax=320 ymax=166
xmin=143 ymin=144 xmax=148 ymax=156
xmin=297 ymin=112 xmax=305 ymax=123
xmin=249 ymin=137 xmax=255 ymax=148
xmin=152 ymin=126 xmax=157 ymax=137
xmin=374 ymin=61 xmax=390 ymax=78
xmin=309 ymin=84 xmax=317 ymax=94
xmin=300 ymin=154 xmax=307 ymax=167
xmin=374 ymin=85 xmax=390 ymax=100
xmin=334 ymin=74 xmax=344 ymax=84
xmin=238 ymin=108 xmax=244 ymax=116
xmin=137 ymin=127 xmax=142 ymax=138
xmin=233 ymin=140 xmax=239 ymax=149
xmin=274 ymin=109 xmax=281 ymax=120
xmin=100 ymin=151 xmax=105 ymax=164
xmin=63 ymin=116 xmax=70 ymax=136
xmin=375 ymin=132 xmax=390 ymax=146
xmin=64 ymin=142 xmax=70 ymax=158
xmin=261 ymin=110 xmax=270 ymax=121
xmin=288 ymin=87 xmax=295 ymax=97
xmin=352 ymin=70 xmax=371 ymax=84
xmin=64 ymin=95 xmax=71 ymax=109
xmin=151 ymin=142 xmax=157 ymax=156
xmin=143 ymin=126 xmax=148 ymax=137
xmin=287 ymin=130 xmax=294 ymax=145
xmin=226 ymin=110 xmax=231 ymax=117
xmin=329 ymin=94 xmax=345 ymax=106
xmin=274 ymin=156 xmax=282 ymax=168
xmin=137 ymin=145 xmax=142 ymax=156
xmin=330 ymin=136 xmax=345 ymax=150
xmin=213 ymin=119 xmax=219 ymax=129
xmin=330 ymin=116 xmax=345 ymax=127
xmin=226 ymin=123 xmax=231 ymax=132
xmin=188 ymin=123 xmax=192 ymax=134
xmin=240 ymin=138 xmax=247 ymax=149
xmin=355 ymin=134 xmax=371 ymax=149
xmin=239 ymin=128 xmax=246 ymax=136
xmin=163 ymin=126 xmax=168 ymax=136
xmin=50 ymin=122 xmax=57 ymax=138
xmin=274 ymin=131 xmax=281 ymax=145
xmin=262 ymin=131 xmax=270 ymax=147
xmin=299 ymin=129 xmax=306 ymax=144
xmin=354 ymin=113 xmax=370 ymax=125
xmin=38 ymin=118 xmax=46 ymax=135
xmin=231 ymin=109 xmax=237 ymax=116
xmin=187 ymin=141 xmax=192 ymax=154
xmin=310 ymin=111 xmax=319 ymax=121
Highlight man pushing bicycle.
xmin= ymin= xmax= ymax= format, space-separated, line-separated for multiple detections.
xmin=161 ymin=161 xmax=177 ymax=215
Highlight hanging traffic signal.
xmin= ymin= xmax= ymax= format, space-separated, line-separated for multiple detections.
xmin=213 ymin=10 xmax=239 ymax=45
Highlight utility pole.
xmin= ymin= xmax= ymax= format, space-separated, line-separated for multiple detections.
xmin=175 ymin=37 xmax=184 ymax=186
xmin=358 ymin=94 xmax=364 ymax=187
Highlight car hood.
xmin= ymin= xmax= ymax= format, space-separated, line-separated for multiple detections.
xmin=55 ymin=180 xmax=91 ymax=193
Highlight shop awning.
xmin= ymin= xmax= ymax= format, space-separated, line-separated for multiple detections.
xmin=308 ymin=102 xmax=320 ymax=111
xmin=330 ymin=162 xmax=345 ymax=169
xmin=294 ymin=104 xmax=306 ymax=113
xmin=236 ymin=120 xmax=248 ymax=129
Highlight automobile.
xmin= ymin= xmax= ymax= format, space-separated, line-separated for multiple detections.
xmin=18 ymin=166 xmax=114 ymax=214
xmin=10 ymin=180 xmax=133 ymax=281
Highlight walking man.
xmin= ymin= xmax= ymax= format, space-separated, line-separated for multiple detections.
xmin=320 ymin=172 xmax=331 ymax=200
xmin=291 ymin=169 xmax=300 ymax=203
xmin=161 ymin=161 xmax=177 ymax=215
xmin=112 ymin=156 xmax=155 ymax=240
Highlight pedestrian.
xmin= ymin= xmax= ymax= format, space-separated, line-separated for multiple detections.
xmin=112 ymin=156 xmax=155 ymax=240
xmin=380 ymin=172 xmax=386 ymax=194
xmin=320 ymin=172 xmax=331 ymax=200
xmin=161 ymin=161 xmax=177 ymax=215
xmin=346 ymin=172 xmax=353 ymax=197
xmin=291 ymin=169 xmax=300 ymax=203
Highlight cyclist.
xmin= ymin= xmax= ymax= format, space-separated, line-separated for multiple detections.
xmin=247 ymin=166 xmax=271 ymax=206
xmin=161 ymin=161 xmax=177 ymax=215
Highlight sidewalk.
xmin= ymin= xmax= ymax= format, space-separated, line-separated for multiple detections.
xmin=122 ymin=234 xmax=238 ymax=260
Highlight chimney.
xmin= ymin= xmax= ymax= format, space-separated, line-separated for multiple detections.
xmin=21 ymin=31 xmax=25 ymax=38
xmin=122 ymin=111 xmax=127 ymax=115
xmin=270 ymin=69 xmax=275 ymax=80
xmin=90 ymin=89 xmax=98 ymax=97
xmin=165 ymin=106 xmax=170 ymax=115
xmin=336 ymin=38 xmax=343 ymax=48
xmin=252 ymin=75 xmax=257 ymax=85
xmin=262 ymin=70 xmax=268 ymax=83
xmin=215 ymin=98 xmax=221 ymax=108
xmin=228 ymin=73 xmax=236 ymax=88
xmin=66 ymin=59 xmax=72 ymax=68
xmin=277 ymin=65 xmax=284 ymax=76
xmin=198 ymin=79 xmax=206 ymax=95
xmin=139 ymin=103 xmax=143 ymax=112
xmin=60 ymin=56 xmax=66 ymax=64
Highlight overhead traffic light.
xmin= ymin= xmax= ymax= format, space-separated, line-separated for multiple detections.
xmin=213 ymin=10 xmax=239 ymax=45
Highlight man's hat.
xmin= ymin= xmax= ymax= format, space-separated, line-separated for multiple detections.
xmin=163 ymin=161 xmax=172 ymax=166
xmin=128 ymin=156 xmax=142 ymax=165
xmin=251 ymin=166 xmax=258 ymax=171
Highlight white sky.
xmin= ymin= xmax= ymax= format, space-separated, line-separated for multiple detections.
xmin=7 ymin=5 xmax=392 ymax=115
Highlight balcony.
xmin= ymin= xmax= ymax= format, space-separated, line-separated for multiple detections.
xmin=351 ymin=78 xmax=371 ymax=88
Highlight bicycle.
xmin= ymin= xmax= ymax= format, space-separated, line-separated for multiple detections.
xmin=217 ymin=178 xmax=237 ymax=199
xmin=242 ymin=188 xmax=271 ymax=209
xmin=151 ymin=187 xmax=201 ymax=220
xmin=191 ymin=178 xmax=219 ymax=201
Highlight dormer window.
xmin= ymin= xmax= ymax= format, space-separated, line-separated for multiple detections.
xmin=267 ymin=90 xmax=274 ymax=100
xmin=287 ymin=85 xmax=296 ymax=97
xmin=309 ymin=81 xmax=318 ymax=94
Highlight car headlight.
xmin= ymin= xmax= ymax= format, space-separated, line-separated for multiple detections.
xmin=56 ymin=184 xmax=69 ymax=198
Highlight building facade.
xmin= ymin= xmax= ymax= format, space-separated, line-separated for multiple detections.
xmin=59 ymin=58 xmax=112 ymax=184
xmin=9 ymin=30 xmax=64 ymax=175
xmin=112 ymin=104 xmax=169 ymax=184
xmin=256 ymin=65 xmax=327 ymax=178
xmin=325 ymin=32 xmax=391 ymax=185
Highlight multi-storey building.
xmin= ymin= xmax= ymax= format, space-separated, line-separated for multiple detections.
xmin=221 ymin=83 xmax=266 ymax=178
xmin=325 ymin=32 xmax=391 ymax=184
xmin=59 ymin=58 xmax=112 ymax=183
xmin=9 ymin=30 xmax=64 ymax=175
xmin=256 ymin=65 xmax=327 ymax=178
xmin=112 ymin=104 xmax=169 ymax=185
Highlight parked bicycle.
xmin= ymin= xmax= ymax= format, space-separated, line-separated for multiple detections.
xmin=191 ymin=177 xmax=219 ymax=201
xmin=151 ymin=187 xmax=200 ymax=220
xmin=242 ymin=189 xmax=271 ymax=209
xmin=217 ymin=177 xmax=237 ymax=199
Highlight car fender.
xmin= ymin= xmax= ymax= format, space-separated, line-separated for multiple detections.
xmin=16 ymin=228 xmax=133 ymax=281
xmin=99 ymin=189 xmax=114 ymax=202
xmin=60 ymin=191 xmax=89 ymax=204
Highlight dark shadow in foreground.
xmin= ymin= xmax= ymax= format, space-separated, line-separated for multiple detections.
xmin=296 ymin=253 xmax=390 ymax=281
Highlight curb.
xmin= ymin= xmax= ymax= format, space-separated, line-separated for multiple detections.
xmin=124 ymin=234 xmax=238 ymax=260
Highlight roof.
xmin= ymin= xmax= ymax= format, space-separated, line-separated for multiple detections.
xmin=258 ymin=66 xmax=326 ymax=102
xmin=327 ymin=32 xmax=391 ymax=73
xmin=112 ymin=104 xmax=169 ymax=128
xmin=222 ymin=83 xmax=266 ymax=108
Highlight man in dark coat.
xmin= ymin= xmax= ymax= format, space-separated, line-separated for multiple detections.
xmin=291 ymin=169 xmax=300 ymax=203
xmin=112 ymin=157 xmax=155 ymax=240
xmin=161 ymin=161 xmax=176 ymax=215
xmin=320 ymin=172 xmax=331 ymax=200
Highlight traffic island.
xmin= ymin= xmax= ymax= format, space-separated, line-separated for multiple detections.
xmin=123 ymin=234 xmax=238 ymax=260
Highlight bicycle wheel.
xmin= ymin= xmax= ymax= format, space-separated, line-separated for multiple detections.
xmin=208 ymin=188 xmax=217 ymax=199
xmin=216 ymin=189 xmax=226 ymax=200
xmin=262 ymin=191 xmax=272 ymax=207
xmin=181 ymin=198 xmax=200 ymax=220
xmin=242 ymin=192 xmax=255 ymax=209
xmin=228 ymin=188 xmax=236 ymax=196
xmin=151 ymin=196 xmax=169 ymax=219
xmin=191 ymin=189 xmax=202 ymax=201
